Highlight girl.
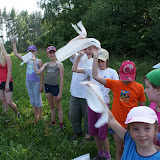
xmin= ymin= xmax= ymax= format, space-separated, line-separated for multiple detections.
xmin=108 ymin=105 xmax=160 ymax=159
xmin=72 ymin=48 xmax=119 ymax=160
xmin=144 ymin=68 xmax=160 ymax=150
xmin=0 ymin=42 xmax=20 ymax=118
xmin=32 ymin=46 xmax=64 ymax=131
xmin=12 ymin=39 xmax=43 ymax=123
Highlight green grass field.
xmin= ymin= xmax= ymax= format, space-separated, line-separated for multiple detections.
xmin=0 ymin=50 xmax=156 ymax=160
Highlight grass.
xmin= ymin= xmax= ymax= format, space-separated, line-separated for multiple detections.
xmin=0 ymin=50 xmax=156 ymax=160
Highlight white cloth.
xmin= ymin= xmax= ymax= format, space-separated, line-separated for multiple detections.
xmin=56 ymin=38 xmax=101 ymax=62
xmin=80 ymin=54 xmax=89 ymax=70
xmin=72 ymin=153 xmax=90 ymax=160
xmin=85 ymin=67 xmax=119 ymax=104
xmin=153 ymin=63 xmax=160 ymax=68
xmin=11 ymin=35 xmax=18 ymax=42
xmin=20 ymin=52 xmax=33 ymax=66
xmin=70 ymin=54 xmax=93 ymax=99
xmin=71 ymin=21 xmax=87 ymax=37
xmin=81 ymin=81 xmax=108 ymax=128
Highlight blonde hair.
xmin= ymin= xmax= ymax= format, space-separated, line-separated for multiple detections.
xmin=0 ymin=42 xmax=7 ymax=66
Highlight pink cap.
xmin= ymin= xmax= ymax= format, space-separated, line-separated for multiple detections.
xmin=46 ymin=46 xmax=56 ymax=53
xmin=125 ymin=106 xmax=158 ymax=124
xmin=119 ymin=60 xmax=136 ymax=81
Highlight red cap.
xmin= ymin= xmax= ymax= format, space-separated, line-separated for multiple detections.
xmin=119 ymin=60 xmax=136 ymax=81
xmin=46 ymin=46 xmax=56 ymax=53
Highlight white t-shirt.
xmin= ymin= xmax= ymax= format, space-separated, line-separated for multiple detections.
xmin=85 ymin=67 xmax=119 ymax=104
xmin=70 ymin=54 xmax=93 ymax=98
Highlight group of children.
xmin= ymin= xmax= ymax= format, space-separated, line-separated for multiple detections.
xmin=1 ymin=37 xmax=160 ymax=160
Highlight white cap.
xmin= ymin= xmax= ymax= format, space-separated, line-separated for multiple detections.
xmin=125 ymin=106 xmax=158 ymax=124
xmin=98 ymin=48 xmax=109 ymax=61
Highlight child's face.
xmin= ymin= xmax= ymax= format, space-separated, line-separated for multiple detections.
xmin=98 ymin=59 xmax=106 ymax=70
xmin=29 ymin=50 xmax=37 ymax=55
xmin=129 ymin=122 xmax=156 ymax=148
xmin=84 ymin=47 xmax=93 ymax=59
xmin=47 ymin=50 xmax=56 ymax=60
xmin=144 ymin=79 xmax=159 ymax=103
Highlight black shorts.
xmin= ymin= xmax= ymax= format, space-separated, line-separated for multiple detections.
xmin=0 ymin=81 xmax=13 ymax=91
xmin=44 ymin=83 xmax=59 ymax=96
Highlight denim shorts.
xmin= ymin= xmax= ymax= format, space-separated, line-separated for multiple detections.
xmin=44 ymin=83 xmax=59 ymax=96
xmin=26 ymin=80 xmax=42 ymax=107
xmin=0 ymin=81 xmax=13 ymax=91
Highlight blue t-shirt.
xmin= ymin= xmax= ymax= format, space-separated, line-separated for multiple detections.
xmin=122 ymin=131 xmax=160 ymax=160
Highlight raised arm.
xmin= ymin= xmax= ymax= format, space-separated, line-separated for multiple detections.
xmin=92 ymin=47 xmax=107 ymax=86
xmin=72 ymin=51 xmax=85 ymax=73
xmin=57 ymin=63 xmax=64 ymax=101
xmin=12 ymin=38 xmax=23 ymax=60
xmin=5 ymin=55 xmax=12 ymax=92
xmin=108 ymin=108 xmax=126 ymax=141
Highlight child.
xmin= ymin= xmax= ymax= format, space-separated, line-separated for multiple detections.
xmin=92 ymin=47 xmax=146 ymax=160
xmin=0 ymin=42 xmax=20 ymax=118
xmin=108 ymin=105 xmax=160 ymax=159
xmin=72 ymin=48 xmax=119 ymax=160
xmin=69 ymin=46 xmax=93 ymax=140
xmin=32 ymin=46 xmax=64 ymax=131
xmin=144 ymin=69 xmax=160 ymax=149
xmin=12 ymin=39 xmax=43 ymax=123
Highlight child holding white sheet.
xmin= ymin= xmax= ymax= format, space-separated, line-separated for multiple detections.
xmin=72 ymin=48 xmax=119 ymax=160
xmin=12 ymin=39 xmax=43 ymax=123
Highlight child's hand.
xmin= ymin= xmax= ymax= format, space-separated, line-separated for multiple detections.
xmin=78 ymin=50 xmax=85 ymax=58
xmin=57 ymin=92 xmax=62 ymax=101
xmin=12 ymin=37 xmax=16 ymax=44
xmin=5 ymin=84 xmax=9 ymax=92
xmin=92 ymin=46 xmax=101 ymax=57
xmin=31 ymin=55 xmax=36 ymax=61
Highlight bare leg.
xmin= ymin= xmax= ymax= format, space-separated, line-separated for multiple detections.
xmin=94 ymin=135 xmax=103 ymax=151
xmin=33 ymin=105 xmax=39 ymax=122
xmin=5 ymin=91 xmax=18 ymax=115
xmin=54 ymin=96 xmax=63 ymax=124
xmin=46 ymin=93 xmax=56 ymax=122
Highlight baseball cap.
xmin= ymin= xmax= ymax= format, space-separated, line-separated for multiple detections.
xmin=119 ymin=60 xmax=136 ymax=81
xmin=146 ymin=69 xmax=160 ymax=86
xmin=46 ymin=46 xmax=56 ymax=53
xmin=125 ymin=106 xmax=158 ymax=124
xmin=98 ymin=48 xmax=109 ymax=61
xmin=27 ymin=45 xmax=37 ymax=52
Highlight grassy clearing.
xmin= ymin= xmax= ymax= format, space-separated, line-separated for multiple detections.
xmin=0 ymin=50 xmax=155 ymax=160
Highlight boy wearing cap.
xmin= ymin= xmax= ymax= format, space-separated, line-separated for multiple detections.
xmin=92 ymin=47 xmax=146 ymax=160
xmin=108 ymin=106 xmax=160 ymax=159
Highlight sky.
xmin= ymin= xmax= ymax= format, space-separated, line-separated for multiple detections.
xmin=0 ymin=0 xmax=43 ymax=14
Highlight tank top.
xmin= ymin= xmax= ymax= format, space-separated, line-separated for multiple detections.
xmin=26 ymin=59 xmax=40 ymax=81
xmin=0 ymin=63 xmax=13 ymax=83
xmin=44 ymin=63 xmax=59 ymax=85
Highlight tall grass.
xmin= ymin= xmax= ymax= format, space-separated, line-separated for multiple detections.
xmin=0 ymin=50 xmax=156 ymax=160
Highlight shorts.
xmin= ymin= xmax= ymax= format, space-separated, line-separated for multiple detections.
xmin=0 ymin=81 xmax=13 ymax=91
xmin=26 ymin=80 xmax=42 ymax=107
xmin=44 ymin=83 xmax=59 ymax=96
xmin=88 ymin=104 xmax=109 ymax=140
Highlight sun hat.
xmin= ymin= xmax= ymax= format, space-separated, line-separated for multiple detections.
xmin=119 ymin=60 xmax=136 ymax=81
xmin=146 ymin=69 xmax=160 ymax=86
xmin=125 ymin=106 xmax=158 ymax=124
xmin=46 ymin=46 xmax=56 ymax=53
xmin=27 ymin=45 xmax=37 ymax=52
xmin=98 ymin=48 xmax=109 ymax=61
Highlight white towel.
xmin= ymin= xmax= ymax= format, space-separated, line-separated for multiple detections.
xmin=80 ymin=53 xmax=89 ymax=69
xmin=56 ymin=38 xmax=101 ymax=62
xmin=72 ymin=153 xmax=90 ymax=160
xmin=20 ymin=52 xmax=33 ymax=66
xmin=81 ymin=81 xmax=108 ymax=128
xmin=153 ymin=63 xmax=160 ymax=69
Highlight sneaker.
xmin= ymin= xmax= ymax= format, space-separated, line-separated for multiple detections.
xmin=56 ymin=126 xmax=65 ymax=133
xmin=91 ymin=154 xmax=105 ymax=160
xmin=70 ymin=132 xmax=83 ymax=141
xmin=17 ymin=112 xmax=21 ymax=119
xmin=82 ymin=136 xmax=94 ymax=144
